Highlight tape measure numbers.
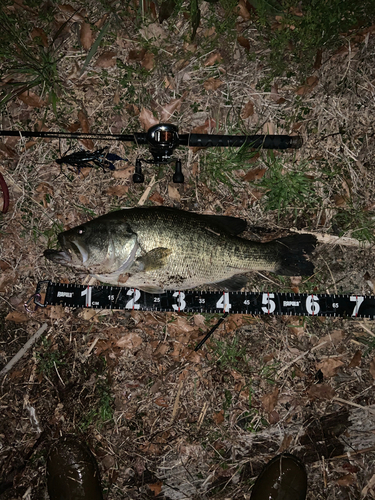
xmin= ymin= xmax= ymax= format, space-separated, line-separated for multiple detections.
xmin=33 ymin=281 xmax=375 ymax=319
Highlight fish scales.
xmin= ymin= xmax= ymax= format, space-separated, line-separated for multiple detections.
xmin=44 ymin=207 xmax=316 ymax=292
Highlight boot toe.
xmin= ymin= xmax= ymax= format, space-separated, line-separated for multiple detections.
xmin=47 ymin=436 xmax=103 ymax=500
xmin=250 ymin=453 xmax=307 ymax=500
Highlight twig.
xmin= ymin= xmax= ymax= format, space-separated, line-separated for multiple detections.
xmin=333 ymin=397 xmax=375 ymax=416
xmin=0 ymin=323 xmax=48 ymax=379
xmin=359 ymin=322 xmax=375 ymax=338
xmin=293 ymin=229 xmax=373 ymax=248
xmin=276 ymin=341 xmax=327 ymax=378
xmin=138 ymin=175 xmax=156 ymax=206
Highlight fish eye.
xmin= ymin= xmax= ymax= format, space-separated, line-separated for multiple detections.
xmin=77 ymin=227 xmax=85 ymax=235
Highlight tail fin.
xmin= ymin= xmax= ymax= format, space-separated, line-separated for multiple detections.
xmin=274 ymin=234 xmax=316 ymax=276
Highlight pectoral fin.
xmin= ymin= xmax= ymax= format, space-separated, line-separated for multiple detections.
xmin=210 ymin=274 xmax=249 ymax=291
xmin=132 ymin=247 xmax=172 ymax=272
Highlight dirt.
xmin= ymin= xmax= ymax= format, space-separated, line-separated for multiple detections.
xmin=1 ymin=2 xmax=375 ymax=499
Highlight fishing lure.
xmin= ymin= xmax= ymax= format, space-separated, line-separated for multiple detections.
xmin=56 ymin=147 xmax=126 ymax=174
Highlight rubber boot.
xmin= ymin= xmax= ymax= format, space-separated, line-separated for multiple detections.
xmin=250 ymin=453 xmax=307 ymax=500
xmin=47 ymin=436 xmax=103 ymax=500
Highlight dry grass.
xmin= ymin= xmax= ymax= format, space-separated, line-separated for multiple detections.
xmin=1 ymin=1 xmax=375 ymax=499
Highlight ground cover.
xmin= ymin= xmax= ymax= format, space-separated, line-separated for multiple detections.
xmin=1 ymin=0 xmax=375 ymax=498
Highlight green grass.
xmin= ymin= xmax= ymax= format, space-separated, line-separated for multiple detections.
xmin=257 ymin=151 xmax=317 ymax=219
xmin=255 ymin=0 xmax=375 ymax=81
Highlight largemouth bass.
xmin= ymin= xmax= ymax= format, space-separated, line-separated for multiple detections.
xmin=44 ymin=207 xmax=316 ymax=292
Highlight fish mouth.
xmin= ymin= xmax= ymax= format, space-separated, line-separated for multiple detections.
xmin=43 ymin=248 xmax=72 ymax=265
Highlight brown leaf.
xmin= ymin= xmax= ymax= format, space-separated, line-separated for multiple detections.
xmin=204 ymin=52 xmax=223 ymax=67
xmin=261 ymin=387 xmax=279 ymax=413
xmin=149 ymin=191 xmax=164 ymax=204
xmin=348 ymin=350 xmax=362 ymax=368
xmin=168 ymin=184 xmax=181 ymax=202
xmin=191 ymin=118 xmax=216 ymax=134
xmin=154 ymin=397 xmax=169 ymax=407
xmin=160 ymin=98 xmax=183 ymax=122
xmin=236 ymin=0 xmax=251 ymax=19
xmin=78 ymin=109 xmax=90 ymax=133
xmin=0 ymin=143 xmax=17 ymax=159
xmin=116 ymin=332 xmax=143 ymax=349
xmin=316 ymin=358 xmax=344 ymax=378
xmin=31 ymin=27 xmax=48 ymax=47
xmin=269 ymin=410 xmax=280 ymax=424
xmin=112 ymin=167 xmax=133 ymax=179
xmin=148 ymin=481 xmax=163 ymax=496
xmin=295 ymin=76 xmax=319 ymax=96
xmin=57 ymin=4 xmax=85 ymax=21
xmin=307 ymin=383 xmax=335 ymax=400
xmin=213 ymin=409 xmax=224 ymax=425
xmin=370 ymin=357 xmax=375 ymax=379
xmin=139 ymin=107 xmax=159 ymax=131
xmin=95 ymin=51 xmax=117 ymax=68
xmin=18 ymin=91 xmax=46 ymax=108
xmin=270 ymin=83 xmax=286 ymax=104
xmin=243 ymin=166 xmax=266 ymax=182
xmin=5 ymin=311 xmax=29 ymax=323
xmin=241 ymin=100 xmax=254 ymax=119
xmin=203 ymin=77 xmax=224 ymax=91
xmin=80 ymin=22 xmax=93 ymax=51
xmin=141 ymin=51 xmax=155 ymax=71
xmin=237 ymin=36 xmax=250 ymax=51
xmin=106 ymin=185 xmax=129 ymax=196
xmin=335 ymin=474 xmax=356 ymax=486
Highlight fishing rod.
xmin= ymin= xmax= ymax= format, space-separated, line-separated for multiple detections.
xmin=0 ymin=124 xmax=302 ymax=183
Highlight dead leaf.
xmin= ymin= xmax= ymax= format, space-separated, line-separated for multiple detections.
xmin=204 ymin=52 xmax=223 ymax=67
xmin=317 ymin=329 xmax=346 ymax=348
xmin=263 ymin=352 xmax=275 ymax=363
xmin=295 ymin=76 xmax=319 ymax=96
xmin=116 ymin=332 xmax=143 ymax=349
xmin=213 ymin=409 xmax=224 ymax=425
xmin=241 ymin=100 xmax=254 ymax=119
xmin=160 ymin=98 xmax=183 ymax=122
xmin=105 ymin=185 xmax=129 ymax=196
xmin=335 ymin=474 xmax=356 ymax=486
xmin=243 ymin=166 xmax=266 ymax=182
xmin=348 ymin=350 xmax=362 ymax=368
xmin=270 ymin=83 xmax=286 ymax=104
xmin=261 ymin=387 xmax=279 ymax=413
xmin=236 ymin=0 xmax=251 ymax=19
xmin=0 ymin=143 xmax=17 ymax=159
xmin=148 ymin=481 xmax=163 ymax=496
xmin=370 ymin=357 xmax=375 ymax=379
xmin=57 ymin=4 xmax=85 ymax=21
xmin=149 ymin=191 xmax=164 ymax=204
xmin=168 ymin=184 xmax=181 ymax=202
xmin=141 ymin=51 xmax=155 ymax=71
xmin=237 ymin=36 xmax=250 ymax=51
xmin=18 ymin=91 xmax=46 ymax=108
xmin=78 ymin=109 xmax=94 ymax=149
xmin=5 ymin=311 xmax=29 ymax=323
xmin=167 ymin=316 xmax=195 ymax=336
xmin=191 ymin=118 xmax=216 ymax=135
xmin=307 ymin=383 xmax=335 ymax=400
xmin=269 ymin=410 xmax=280 ymax=424
xmin=316 ymin=358 xmax=344 ymax=378
xmin=78 ymin=109 xmax=90 ymax=133
xmin=80 ymin=22 xmax=93 ymax=51
xmin=139 ymin=107 xmax=159 ymax=131
xmin=203 ymin=77 xmax=224 ymax=91
xmin=154 ymin=397 xmax=169 ymax=407
xmin=31 ymin=27 xmax=48 ymax=47
xmin=113 ymin=167 xmax=133 ymax=179
xmin=95 ymin=51 xmax=117 ymax=68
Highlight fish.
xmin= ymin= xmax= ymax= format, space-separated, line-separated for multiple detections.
xmin=43 ymin=207 xmax=316 ymax=293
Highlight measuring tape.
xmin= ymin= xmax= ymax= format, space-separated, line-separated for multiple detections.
xmin=31 ymin=281 xmax=375 ymax=318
